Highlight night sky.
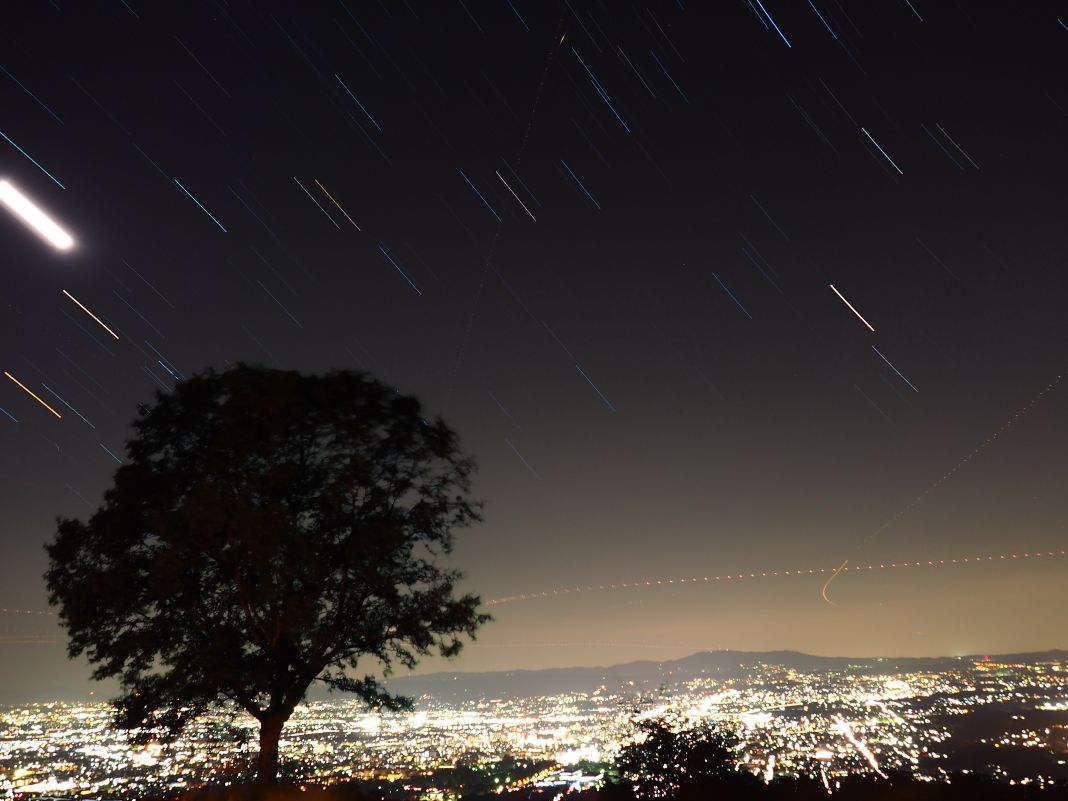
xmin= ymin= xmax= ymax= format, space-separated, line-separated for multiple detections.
xmin=1 ymin=1 xmax=1066 ymax=703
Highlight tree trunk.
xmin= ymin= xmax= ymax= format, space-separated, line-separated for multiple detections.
xmin=256 ymin=713 xmax=288 ymax=785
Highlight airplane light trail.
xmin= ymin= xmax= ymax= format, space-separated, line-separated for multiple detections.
xmin=829 ymin=284 xmax=875 ymax=332
xmin=821 ymin=559 xmax=849 ymax=606
xmin=823 ymin=370 xmax=1065 ymax=604
xmin=0 ymin=607 xmax=55 ymax=616
xmin=62 ymin=290 xmax=120 ymax=340
xmin=3 ymin=372 xmax=62 ymax=419
xmin=484 ymin=549 xmax=1067 ymax=606
xmin=0 ymin=180 xmax=74 ymax=250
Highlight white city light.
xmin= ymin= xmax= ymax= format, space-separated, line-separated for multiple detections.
xmin=0 ymin=179 xmax=74 ymax=250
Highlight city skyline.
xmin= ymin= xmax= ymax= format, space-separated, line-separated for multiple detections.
xmin=4 ymin=650 xmax=1067 ymax=795
xmin=1 ymin=0 xmax=1067 ymax=706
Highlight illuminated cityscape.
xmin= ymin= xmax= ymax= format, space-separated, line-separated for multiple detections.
xmin=3 ymin=653 xmax=1066 ymax=798
xmin=2 ymin=2 xmax=1067 ymax=799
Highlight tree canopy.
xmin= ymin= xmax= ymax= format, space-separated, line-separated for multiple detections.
xmin=613 ymin=717 xmax=742 ymax=798
xmin=45 ymin=365 xmax=489 ymax=783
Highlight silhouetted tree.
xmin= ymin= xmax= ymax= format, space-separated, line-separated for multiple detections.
xmin=612 ymin=717 xmax=741 ymax=798
xmin=45 ymin=365 xmax=489 ymax=785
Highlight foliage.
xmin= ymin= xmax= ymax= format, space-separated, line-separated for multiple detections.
xmin=612 ymin=716 xmax=741 ymax=798
xmin=430 ymin=755 xmax=554 ymax=798
xmin=176 ymin=772 xmax=1068 ymax=801
xmin=45 ymin=365 xmax=490 ymax=783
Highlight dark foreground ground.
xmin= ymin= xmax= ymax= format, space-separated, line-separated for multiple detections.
xmin=171 ymin=773 xmax=1068 ymax=801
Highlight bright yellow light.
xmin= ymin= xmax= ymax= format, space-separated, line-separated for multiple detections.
xmin=0 ymin=179 xmax=74 ymax=250
xmin=829 ymin=284 xmax=875 ymax=332
xmin=3 ymin=371 xmax=62 ymax=419
xmin=62 ymin=290 xmax=119 ymax=340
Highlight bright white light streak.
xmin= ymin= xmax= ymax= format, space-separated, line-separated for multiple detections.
xmin=99 ymin=443 xmax=124 ymax=465
xmin=174 ymin=179 xmax=228 ymax=232
xmin=0 ymin=180 xmax=74 ymax=250
xmin=495 ymin=170 xmax=537 ymax=221
xmin=62 ymin=290 xmax=120 ymax=340
xmin=829 ymin=284 xmax=875 ymax=332
xmin=861 ymin=127 xmax=904 ymax=175
xmin=3 ymin=371 xmax=62 ymax=419
xmin=752 ymin=0 xmax=793 ymax=47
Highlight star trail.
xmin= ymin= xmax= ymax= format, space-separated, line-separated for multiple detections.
xmin=0 ymin=1 xmax=1065 ymax=700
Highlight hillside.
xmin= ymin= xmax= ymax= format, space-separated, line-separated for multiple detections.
xmin=385 ymin=649 xmax=1068 ymax=701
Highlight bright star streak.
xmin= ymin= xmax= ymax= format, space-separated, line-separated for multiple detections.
xmin=459 ymin=169 xmax=502 ymax=221
xmin=378 ymin=243 xmax=422 ymax=296
xmin=0 ymin=131 xmax=66 ymax=188
xmin=575 ymin=364 xmax=617 ymax=412
xmin=710 ymin=270 xmax=753 ymax=319
xmin=314 ymin=179 xmax=362 ymax=230
xmin=560 ymin=160 xmax=601 ymax=209
xmin=861 ymin=127 xmax=904 ymax=175
xmin=806 ymin=0 xmax=838 ymax=39
xmin=334 ymin=74 xmax=382 ymax=131
xmin=40 ymin=382 xmax=95 ymax=429
xmin=174 ymin=179 xmax=228 ymax=232
xmin=293 ymin=176 xmax=340 ymax=228
xmin=829 ymin=284 xmax=875 ymax=331
xmin=3 ymin=372 xmax=62 ymax=419
xmin=0 ymin=180 xmax=74 ymax=250
xmin=62 ymin=290 xmax=120 ymax=340
xmin=505 ymin=437 xmax=542 ymax=480
xmin=0 ymin=65 xmax=65 ymax=124
xmin=935 ymin=123 xmax=980 ymax=170
xmin=872 ymin=345 xmax=918 ymax=392
xmin=495 ymin=170 xmax=537 ymax=221
xmin=752 ymin=0 xmax=793 ymax=47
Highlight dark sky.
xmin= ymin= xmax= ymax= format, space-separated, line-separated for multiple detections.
xmin=1 ymin=1 xmax=1066 ymax=703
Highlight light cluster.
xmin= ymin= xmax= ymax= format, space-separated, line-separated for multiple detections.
xmin=2 ymin=657 xmax=1066 ymax=798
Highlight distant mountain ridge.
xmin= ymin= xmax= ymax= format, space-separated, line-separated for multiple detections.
xmin=385 ymin=649 xmax=1068 ymax=701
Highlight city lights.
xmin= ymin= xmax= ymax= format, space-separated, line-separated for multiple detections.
xmin=2 ymin=655 xmax=1065 ymax=796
